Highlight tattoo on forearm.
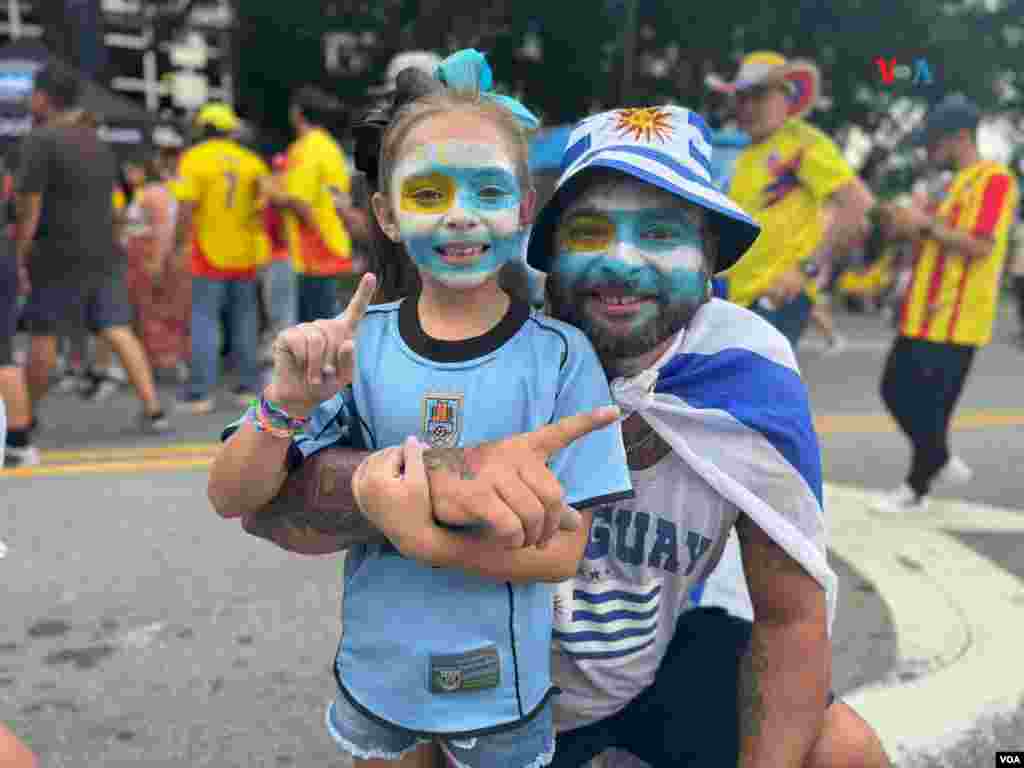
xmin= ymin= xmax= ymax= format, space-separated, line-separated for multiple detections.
xmin=738 ymin=628 xmax=770 ymax=758
xmin=244 ymin=449 xmax=387 ymax=548
xmin=423 ymin=447 xmax=477 ymax=481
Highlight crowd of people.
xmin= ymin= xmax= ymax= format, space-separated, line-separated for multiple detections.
xmin=3 ymin=39 xmax=1024 ymax=768
xmin=0 ymin=62 xmax=372 ymax=468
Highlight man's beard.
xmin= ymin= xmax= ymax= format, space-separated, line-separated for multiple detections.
xmin=546 ymin=271 xmax=703 ymax=369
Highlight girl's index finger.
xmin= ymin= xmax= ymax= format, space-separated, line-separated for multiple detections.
xmin=340 ymin=272 xmax=377 ymax=332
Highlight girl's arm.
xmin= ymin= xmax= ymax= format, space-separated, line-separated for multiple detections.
xmin=207 ymin=420 xmax=294 ymax=520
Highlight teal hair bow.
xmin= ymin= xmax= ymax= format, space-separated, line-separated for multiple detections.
xmin=436 ymin=49 xmax=540 ymax=131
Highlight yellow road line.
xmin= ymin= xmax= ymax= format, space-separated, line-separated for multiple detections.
xmin=6 ymin=407 xmax=1023 ymax=479
xmin=815 ymin=407 xmax=1024 ymax=434
xmin=4 ymin=457 xmax=212 ymax=478
xmin=38 ymin=443 xmax=220 ymax=462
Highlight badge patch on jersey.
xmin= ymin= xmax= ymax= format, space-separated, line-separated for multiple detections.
xmin=429 ymin=646 xmax=500 ymax=693
xmin=422 ymin=393 xmax=463 ymax=448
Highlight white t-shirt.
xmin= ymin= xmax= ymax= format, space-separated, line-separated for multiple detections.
xmin=551 ymin=450 xmax=740 ymax=732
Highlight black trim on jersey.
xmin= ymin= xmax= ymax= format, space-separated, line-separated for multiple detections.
xmin=332 ymin=662 xmax=556 ymax=739
xmin=507 ymin=583 xmax=525 ymax=718
xmin=526 ymin=315 xmax=570 ymax=372
xmin=571 ymin=489 xmax=635 ymax=511
xmin=398 ymin=293 xmax=531 ymax=363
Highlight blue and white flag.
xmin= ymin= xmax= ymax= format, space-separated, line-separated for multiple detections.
xmin=611 ymin=298 xmax=837 ymax=631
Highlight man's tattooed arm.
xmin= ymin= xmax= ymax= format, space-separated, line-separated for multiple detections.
xmin=243 ymin=446 xmax=478 ymax=552
xmin=737 ymin=624 xmax=770 ymax=758
xmin=734 ymin=514 xmax=830 ymax=767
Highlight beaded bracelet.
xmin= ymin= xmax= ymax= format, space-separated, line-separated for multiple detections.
xmin=250 ymin=395 xmax=310 ymax=440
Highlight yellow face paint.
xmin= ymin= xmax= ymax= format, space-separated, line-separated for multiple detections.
xmin=558 ymin=213 xmax=616 ymax=253
xmin=399 ymin=172 xmax=456 ymax=215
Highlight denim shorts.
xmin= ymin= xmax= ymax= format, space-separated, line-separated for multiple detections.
xmin=326 ymin=692 xmax=556 ymax=768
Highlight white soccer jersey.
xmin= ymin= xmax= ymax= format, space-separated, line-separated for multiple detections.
xmin=551 ymin=452 xmax=739 ymax=732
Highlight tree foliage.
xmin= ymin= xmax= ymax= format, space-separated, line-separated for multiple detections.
xmin=236 ymin=0 xmax=1024 ymax=147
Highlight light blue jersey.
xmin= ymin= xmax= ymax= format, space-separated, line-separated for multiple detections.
xmin=236 ymin=297 xmax=632 ymax=737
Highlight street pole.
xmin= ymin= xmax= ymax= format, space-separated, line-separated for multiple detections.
xmin=621 ymin=0 xmax=638 ymax=105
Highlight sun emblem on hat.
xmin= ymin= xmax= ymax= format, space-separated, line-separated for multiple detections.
xmin=612 ymin=107 xmax=674 ymax=143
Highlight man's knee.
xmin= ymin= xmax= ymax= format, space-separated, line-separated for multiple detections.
xmin=806 ymin=701 xmax=891 ymax=768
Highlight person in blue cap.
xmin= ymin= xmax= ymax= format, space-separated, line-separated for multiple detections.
xmin=212 ymin=58 xmax=890 ymax=768
xmin=873 ymin=94 xmax=1019 ymax=514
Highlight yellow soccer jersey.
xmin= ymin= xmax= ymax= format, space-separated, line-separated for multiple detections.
xmin=175 ymin=138 xmax=270 ymax=277
xmin=900 ymin=160 xmax=1018 ymax=347
xmin=722 ymin=119 xmax=856 ymax=306
xmin=284 ymin=128 xmax=352 ymax=276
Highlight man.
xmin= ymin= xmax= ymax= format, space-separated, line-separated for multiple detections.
xmin=212 ymin=105 xmax=889 ymax=768
xmin=706 ymin=51 xmax=874 ymax=349
xmin=0 ymin=153 xmax=36 ymax=468
xmin=174 ymin=102 xmax=270 ymax=414
xmin=873 ymin=95 xmax=1019 ymax=513
xmin=269 ymin=86 xmax=361 ymax=323
xmin=15 ymin=63 xmax=169 ymax=443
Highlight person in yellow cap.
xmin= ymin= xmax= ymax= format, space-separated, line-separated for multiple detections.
xmin=172 ymin=102 xmax=271 ymax=414
xmin=706 ymin=52 xmax=875 ymax=349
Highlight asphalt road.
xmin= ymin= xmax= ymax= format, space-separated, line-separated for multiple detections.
xmin=2 ymin=305 xmax=1023 ymax=767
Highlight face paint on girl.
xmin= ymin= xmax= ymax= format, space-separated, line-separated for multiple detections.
xmin=547 ymin=178 xmax=711 ymax=362
xmin=390 ymin=141 xmax=525 ymax=288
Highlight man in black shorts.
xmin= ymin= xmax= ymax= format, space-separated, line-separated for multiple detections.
xmin=15 ymin=63 xmax=169 ymax=435
xmin=0 ymin=154 xmax=38 ymax=467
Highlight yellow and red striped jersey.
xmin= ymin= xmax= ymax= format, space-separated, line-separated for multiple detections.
xmin=900 ymin=160 xmax=1018 ymax=347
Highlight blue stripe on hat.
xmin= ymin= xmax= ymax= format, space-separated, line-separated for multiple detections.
xmin=686 ymin=112 xmax=713 ymax=175
xmin=561 ymin=134 xmax=591 ymax=175
xmin=687 ymin=110 xmax=713 ymax=145
xmin=574 ymin=143 xmax=712 ymax=193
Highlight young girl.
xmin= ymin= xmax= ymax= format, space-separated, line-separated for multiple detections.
xmin=212 ymin=52 xmax=631 ymax=768
xmin=121 ymin=156 xmax=190 ymax=379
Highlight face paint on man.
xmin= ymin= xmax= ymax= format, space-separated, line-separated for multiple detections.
xmin=390 ymin=141 xmax=525 ymax=288
xmin=547 ymin=176 xmax=712 ymax=364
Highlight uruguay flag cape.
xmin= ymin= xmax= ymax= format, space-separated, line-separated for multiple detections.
xmin=610 ymin=298 xmax=837 ymax=631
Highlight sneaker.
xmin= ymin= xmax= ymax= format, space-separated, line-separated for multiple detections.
xmin=175 ymin=361 xmax=190 ymax=385
xmin=106 ymin=365 xmax=128 ymax=385
xmin=3 ymin=445 xmax=41 ymax=469
xmin=176 ymin=395 xmax=216 ymax=415
xmin=54 ymin=371 xmax=83 ymax=394
xmin=139 ymin=410 xmax=172 ymax=434
xmin=80 ymin=370 xmax=120 ymax=402
xmin=233 ymin=387 xmax=260 ymax=408
xmin=933 ymin=455 xmax=972 ymax=489
xmin=823 ymin=333 xmax=848 ymax=357
xmin=870 ymin=484 xmax=927 ymax=515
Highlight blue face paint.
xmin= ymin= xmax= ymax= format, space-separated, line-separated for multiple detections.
xmin=553 ymin=208 xmax=708 ymax=306
xmin=391 ymin=141 xmax=526 ymax=288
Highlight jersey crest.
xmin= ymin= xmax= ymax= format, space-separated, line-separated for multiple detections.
xmin=422 ymin=393 xmax=464 ymax=448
